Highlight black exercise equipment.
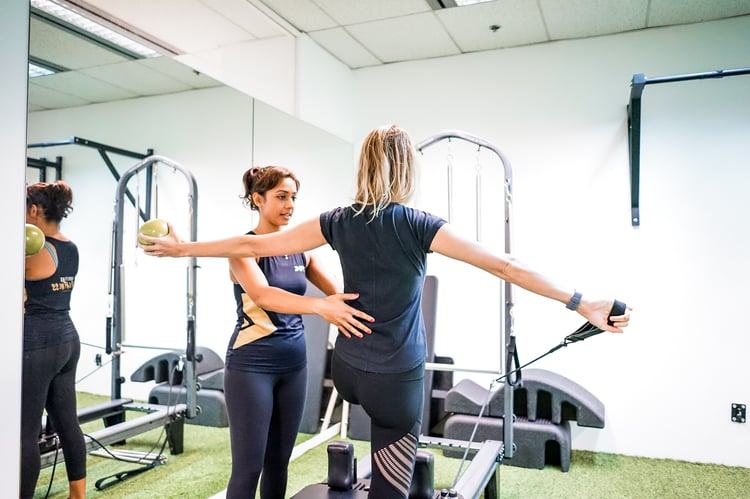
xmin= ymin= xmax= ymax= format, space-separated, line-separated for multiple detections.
xmin=27 ymin=136 xmax=154 ymax=221
xmin=292 ymin=438 xmax=503 ymax=499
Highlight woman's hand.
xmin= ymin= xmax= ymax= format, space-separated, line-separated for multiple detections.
xmin=314 ymin=293 xmax=374 ymax=339
xmin=139 ymin=223 xmax=183 ymax=257
xmin=577 ymin=298 xmax=632 ymax=333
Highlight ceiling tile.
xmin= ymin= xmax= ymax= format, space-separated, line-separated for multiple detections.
xmin=31 ymin=71 xmax=138 ymax=104
xmin=438 ymin=0 xmax=548 ymax=52
xmin=199 ymin=0 xmax=289 ymax=38
xmin=259 ymin=0 xmax=338 ymax=31
xmin=313 ymin=0 xmax=431 ymax=25
xmin=539 ymin=0 xmax=649 ymax=40
xmin=309 ymin=27 xmax=381 ymax=68
xmin=347 ymin=12 xmax=460 ymax=63
xmin=84 ymin=0 xmax=256 ymax=53
xmin=80 ymin=60 xmax=193 ymax=96
xmin=648 ymin=0 xmax=750 ymax=27
xmin=28 ymin=80 xmax=91 ymax=110
xmin=137 ymin=57 xmax=222 ymax=89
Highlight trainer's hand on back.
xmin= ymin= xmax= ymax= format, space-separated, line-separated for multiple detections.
xmin=139 ymin=223 xmax=182 ymax=257
xmin=577 ymin=298 xmax=632 ymax=333
xmin=316 ymin=293 xmax=374 ymax=339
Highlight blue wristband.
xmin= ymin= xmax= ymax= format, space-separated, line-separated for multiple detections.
xmin=565 ymin=291 xmax=582 ymax=311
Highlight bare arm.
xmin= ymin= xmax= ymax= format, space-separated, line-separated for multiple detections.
xmin=141 ymin=217 xmax=326 ymax=258
xmin=25 ymin=242 xmax=57 ymax=281
xmin=429 ymin=224 xmax=630 ymax=332
xmin=228 ymin=253 xmax=373 ymax=339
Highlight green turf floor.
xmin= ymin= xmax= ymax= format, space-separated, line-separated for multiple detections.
xmin=33 ymin=392 xmax=750 ymax=498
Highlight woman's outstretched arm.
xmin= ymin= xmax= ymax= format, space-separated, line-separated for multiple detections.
xmin=141 ymin=217 xmax=326 ymax=258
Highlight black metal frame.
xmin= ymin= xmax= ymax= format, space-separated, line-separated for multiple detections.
xmin=627 ymin=67 xmax=750 ymax=227
xmin=27 ymin=136 xmax=154 ymax=222
xmin=26 ymin=156 xmax=62 ymax=182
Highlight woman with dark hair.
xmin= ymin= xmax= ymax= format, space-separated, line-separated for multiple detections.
xmin=142 ymin=127 xmax=631 ymax=499
xmin=223 ymin=166 xmax=372 ymax=499
xmin=22 ymin=180 xmax=86 ymax=499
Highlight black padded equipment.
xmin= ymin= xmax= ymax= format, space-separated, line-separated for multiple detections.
xmin=327 ymin=441 xmax=356 ymax=490
xmin=130 ymin=346 xmax=224 ymax=385
xmin=443 ymin=415 xmax=572 ymax=472
xmin=410 ymin=451 xmax=435 ymax=499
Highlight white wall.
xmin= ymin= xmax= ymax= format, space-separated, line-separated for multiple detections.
xmin=21 ymin=10 xmax=750 ymax=471
xmin=352 ymin=16 xmax=750 ymax=467
xmin=295 ymin=35 xmax=354 ymax=143
xmin=1 ymin=1 xmax=28 ymax=494
xmin=176 ymin=32 xmax=354 ymax=143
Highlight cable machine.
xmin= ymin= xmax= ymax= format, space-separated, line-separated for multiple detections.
xmin=415 ymin=130 xmax=516 ymax=460
xmin=36 ymin=151 xmax=199 ymax=472
xmin=109 ymin=155 xmax=200 ymax=418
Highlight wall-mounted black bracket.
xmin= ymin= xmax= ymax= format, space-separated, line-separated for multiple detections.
xmin=626 ymin=67 xmax=750 ymax=227
xmin=27 ymin=136 xmax=154 ymax=222
xmin=26 ymin=155 xmax=63 ymax=182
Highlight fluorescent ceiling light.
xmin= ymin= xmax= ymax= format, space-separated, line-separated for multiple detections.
xmin=28 ymin=56 xmax=68 ymax=78
xmin=454 ymin=0 xmax=494 ymax=5
xmin=30 ymin=0 xmax=162 ymax=58
xmin=427 ymin=0 xmax=495 ymax=9
xmin=29 ymin=62 xmax=55 ymax=78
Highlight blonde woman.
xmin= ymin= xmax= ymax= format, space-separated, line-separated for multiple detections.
xmin=142 ymin=125 xmax=631 ymax=499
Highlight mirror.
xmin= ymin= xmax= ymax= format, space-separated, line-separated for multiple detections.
xmin=24 ymin=0 xmax=354 ymax=444
xmin=28 ymin=8 xmax=222 ymax=113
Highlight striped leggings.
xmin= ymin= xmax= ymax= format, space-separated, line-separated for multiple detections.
xmin=331 ymin=352 xmax=424 ymax=499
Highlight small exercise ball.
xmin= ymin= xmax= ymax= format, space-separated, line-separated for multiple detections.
xmin=25 ymin=224 xmax=45 ymax=256
xmin=138 ymin=219 xmax=170 ymax=245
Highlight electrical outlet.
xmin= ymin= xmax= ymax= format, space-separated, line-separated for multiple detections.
xmin=731 ymin=403 xmax=746 ymax=423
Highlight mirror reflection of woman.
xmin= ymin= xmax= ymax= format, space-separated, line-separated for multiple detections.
xmin=22 ymin=181 xmax=86 ymax=499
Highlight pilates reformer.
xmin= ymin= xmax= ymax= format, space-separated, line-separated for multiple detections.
xmin=290 ymin=299 xmax=625 ymax=499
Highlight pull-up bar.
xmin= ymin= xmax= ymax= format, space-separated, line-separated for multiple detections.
xmin=627 ymin=67 xmax=750 ymax=227
xmin=26 ymin=156 xmax=62 ymax=182
xmin=27 ymin=136 xmax=154 ymax=222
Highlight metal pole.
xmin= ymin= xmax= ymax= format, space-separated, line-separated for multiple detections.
xmin=111 ymin=155 xmax=199 ymax=418
xmin=416 ymin=130 xmax=515 ymax=458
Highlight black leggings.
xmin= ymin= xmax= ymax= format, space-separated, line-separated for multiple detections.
xmin=332 ymin=352 xmax=425 ymax=499
xmin=21 ymin=339 xmax=86 ymax=498
xmin=223 ymin=365 xmax=307 ymax=499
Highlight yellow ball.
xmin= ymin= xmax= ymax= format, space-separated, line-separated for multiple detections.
xmin=25 ymin=224 xmax=45 ymax=256
xmin=138 ymin=219 xmax=170 ymax=245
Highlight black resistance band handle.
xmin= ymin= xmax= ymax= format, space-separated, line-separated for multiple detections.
xmin=564 ymin=299 xmax=627 ymax=343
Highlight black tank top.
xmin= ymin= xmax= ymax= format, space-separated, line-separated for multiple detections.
xmin=24 ymin=237 xmax=79 ymax=350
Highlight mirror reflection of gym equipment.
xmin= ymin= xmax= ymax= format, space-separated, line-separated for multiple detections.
xmin=26 ymin=139 xmax=218 ymax=488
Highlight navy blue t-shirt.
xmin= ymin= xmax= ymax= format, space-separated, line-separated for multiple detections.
xmin=226 ymin=241 xmax=308 ymax=374
xmin=320 ymin=203 xmax=446 ymax=373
